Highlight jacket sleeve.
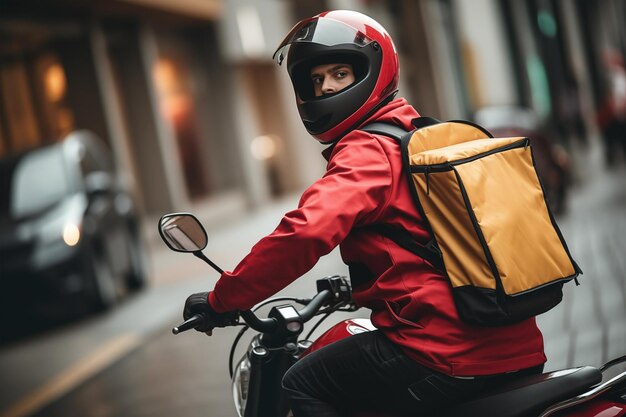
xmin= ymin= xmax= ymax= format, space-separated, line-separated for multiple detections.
xmin=209 ymin=134 xmax=393 ymax=312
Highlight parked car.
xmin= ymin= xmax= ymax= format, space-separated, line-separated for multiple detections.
xmin=0 ymin=131 xmax=147 ymax=329
xmin=474 ymin=106 xmax=572 ymax=214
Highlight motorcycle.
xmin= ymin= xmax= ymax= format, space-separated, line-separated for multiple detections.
xmin=158 ymin=212 xmax=626 ymax=417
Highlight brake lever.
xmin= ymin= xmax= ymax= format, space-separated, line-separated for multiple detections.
xmin=315 ymin=300 xmax=358 ymax=316
xmin=340 ymin=302 xmax=360 ymax=312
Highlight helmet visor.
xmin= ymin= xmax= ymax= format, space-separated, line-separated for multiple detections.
xmin=273 ymin=17 xmax=373 ymax=65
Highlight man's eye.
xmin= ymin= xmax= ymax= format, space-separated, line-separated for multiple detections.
xmin=312 ymin=77 xmax=322 ymax=84
xmin=336 ymin=71 xmax=347 ymax=78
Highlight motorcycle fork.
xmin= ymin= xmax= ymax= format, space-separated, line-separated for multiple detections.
xmin=245 ymin=345 xmax=298 ymax=417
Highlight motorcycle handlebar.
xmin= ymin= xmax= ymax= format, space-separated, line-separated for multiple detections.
xmin=298 ymin=289 xmax=333 ymax=321
xmin=173 ymin=313 xmax=206 ymax=334
xmin=239 ymin=310 xmax=278 ymax=333
xmin=173 ymin=289 xmax=337 ymax=334
xmin=240 ymin=289 xmax=334 ymax=332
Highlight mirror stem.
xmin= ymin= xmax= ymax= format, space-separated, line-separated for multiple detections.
xmin=193 ymin=251 xmax=224 ymax=274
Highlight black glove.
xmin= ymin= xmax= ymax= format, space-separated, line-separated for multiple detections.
xmin=183 ymin=292 xmax=238 ymax=333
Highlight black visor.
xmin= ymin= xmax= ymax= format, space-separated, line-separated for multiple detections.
xmin=273 ymin=16 xmax=373 ymax=65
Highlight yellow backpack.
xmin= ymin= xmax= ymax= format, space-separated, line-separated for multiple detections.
xmin=362 ymin=118 xmax=581 ymax=326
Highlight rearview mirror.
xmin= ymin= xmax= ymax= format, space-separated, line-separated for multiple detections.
xmin=159 ymin=213 xmax=208 ymax=253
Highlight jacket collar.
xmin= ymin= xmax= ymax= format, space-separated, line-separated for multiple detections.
xmin=321 ymin=98 xmax=420 ymax=161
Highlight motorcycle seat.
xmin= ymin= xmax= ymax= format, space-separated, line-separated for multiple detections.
xmin=443 ymin=366 xmax=603 ymax=417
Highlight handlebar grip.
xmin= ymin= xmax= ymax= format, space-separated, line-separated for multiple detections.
xmin=172 ymin=313 xmax=206 ymax=334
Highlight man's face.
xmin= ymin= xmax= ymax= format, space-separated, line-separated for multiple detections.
xmin=310 ymin=63 xmax=355 ymax=97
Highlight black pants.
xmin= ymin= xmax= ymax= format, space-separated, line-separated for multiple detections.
xmin=282 ymin=330 xmax=542 ymax=417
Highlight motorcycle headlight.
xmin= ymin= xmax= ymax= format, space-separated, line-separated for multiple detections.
xmin=232 ymin=354 xmax=251 ymax=417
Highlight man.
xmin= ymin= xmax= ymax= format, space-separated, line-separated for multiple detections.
xmin=310 ymin=63 xmax=355 ymax=96
xmin=183 ymin=10 xmax=545 ymax=416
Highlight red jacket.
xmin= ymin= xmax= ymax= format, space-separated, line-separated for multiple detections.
xmin=209 ymin=98 xmax=546 ymax=376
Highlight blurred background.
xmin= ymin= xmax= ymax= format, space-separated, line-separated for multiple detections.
xmin=0 ymin=0 xmax=625 ymax=416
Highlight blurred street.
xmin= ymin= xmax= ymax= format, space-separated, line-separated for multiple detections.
xmin=0 ymin=137 xmax=624 ymax=417
xmin=0 ymin=193 xmax=358 ymax=417
xmin=1 ymin=1 xmax=625 ymax=416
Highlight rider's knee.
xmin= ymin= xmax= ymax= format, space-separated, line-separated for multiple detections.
xmin=282 ymin=358 xmax=311 ymax=393
xmin=281 ymin=363 xmax=298 ymax=391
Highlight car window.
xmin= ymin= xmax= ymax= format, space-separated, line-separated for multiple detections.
xmin=80 ymin=146 xmax=101 ymax=176
xmin=6 ymin=146 xmax=73 ymax=219
xmin=79 ymin=136 xmax=114 ymax=176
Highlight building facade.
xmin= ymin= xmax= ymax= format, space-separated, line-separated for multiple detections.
xmin=1 ymin=0 xmax=624 ymax=225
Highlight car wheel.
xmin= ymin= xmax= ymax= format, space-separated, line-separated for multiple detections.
xmin=86 ymin=244 xmax=119 ymax=311
xmin=125 ymin=227 xmax=148 ymax=291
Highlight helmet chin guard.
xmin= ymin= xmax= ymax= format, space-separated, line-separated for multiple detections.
xmin=274 ymin=10 xmax=400 ymax=144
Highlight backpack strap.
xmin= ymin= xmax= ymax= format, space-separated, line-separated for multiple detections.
xmin=360 ymin=122 xmax=409 ymax=141
xmin=361 ymin=117 xmax=441 ymax=140
xmin=369 ymin=224 xmax=444 ymax=271
xmin=360 ymin=121 xmax=445 ymax=272
xmin=411 ymin=116 xmax=441 ymax=129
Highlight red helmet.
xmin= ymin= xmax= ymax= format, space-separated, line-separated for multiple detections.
xmin=273 ymin=10 xmax=399 ymax=144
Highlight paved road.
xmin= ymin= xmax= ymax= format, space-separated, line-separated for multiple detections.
xmin=536 ymin=144 xmax=626 ymax=379
xmin=0 ymin=194 xmax=354 ymax=417
xmin=1 ymin=139 xmax=625 ymax=417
